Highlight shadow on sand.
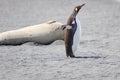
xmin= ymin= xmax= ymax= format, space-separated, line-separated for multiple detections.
xmin=72 ymin=56 xmax=105 ymax=59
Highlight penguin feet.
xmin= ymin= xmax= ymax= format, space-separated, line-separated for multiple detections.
xmin=69 ymin=54 xmax=75 ymax=58
xmin=67 ymin=54 xmax=75 ymax=58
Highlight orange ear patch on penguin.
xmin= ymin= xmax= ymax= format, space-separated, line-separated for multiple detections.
xmin=75 ymin=8 xmax=78 ymax=12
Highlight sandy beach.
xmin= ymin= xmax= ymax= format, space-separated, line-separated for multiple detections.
xmin=0 ymin=0 xmax=120 ymax=80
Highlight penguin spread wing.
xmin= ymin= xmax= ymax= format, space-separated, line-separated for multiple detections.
xmin=47 ymin=20 xmax=56 ymax=24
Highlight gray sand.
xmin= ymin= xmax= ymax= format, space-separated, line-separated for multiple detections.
xmin=0 ymin=0 xmax=120 ymax=80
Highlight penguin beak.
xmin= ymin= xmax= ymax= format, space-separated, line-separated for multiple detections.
xmin=73 ymin=3 xmax=85 ymax=18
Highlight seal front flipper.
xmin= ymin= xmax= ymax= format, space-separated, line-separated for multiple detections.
xmin=61 ymin=25 xmax=72 ymax=30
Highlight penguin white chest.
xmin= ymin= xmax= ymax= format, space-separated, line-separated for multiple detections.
xmin=72 ymin=18 xmax=81 ymax=53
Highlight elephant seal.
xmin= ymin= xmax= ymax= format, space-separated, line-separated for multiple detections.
xmin=0 ymin=20 xmax=65 ymax=45
xmin=63 ymin=4 xmax=85 ymax=57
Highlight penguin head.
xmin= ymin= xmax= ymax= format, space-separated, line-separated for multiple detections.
xmin=73 ymin=4 xmax=85 ymax=18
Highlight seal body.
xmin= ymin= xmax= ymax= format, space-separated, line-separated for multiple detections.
xmin=64 ymin=18 xmax=81 ymax=57
xmin=0 ymin=20 xmax=64 ymax=45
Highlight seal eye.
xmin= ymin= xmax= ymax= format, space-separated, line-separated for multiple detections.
xmin=75 ymin=8 xmax=78 ymax=12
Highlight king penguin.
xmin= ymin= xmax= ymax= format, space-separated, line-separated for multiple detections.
xmin=64 ymin=4 xmax=85 ymax=58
